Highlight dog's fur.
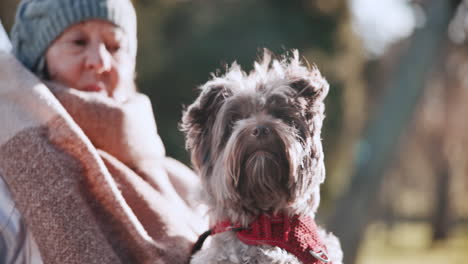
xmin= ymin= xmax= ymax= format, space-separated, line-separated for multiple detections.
xmin=182 ymin=50 xmax=343 ymax=264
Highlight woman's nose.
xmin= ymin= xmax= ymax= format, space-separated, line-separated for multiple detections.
xmin=85 ymin=43 xmax=111 ymax=73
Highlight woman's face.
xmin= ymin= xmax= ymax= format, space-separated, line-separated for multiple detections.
xmin=45 ymin=20 xmax=135 ymax=101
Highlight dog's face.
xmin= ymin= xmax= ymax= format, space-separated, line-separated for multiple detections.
xmin=182 ymin=51 xmax=329 ymax=224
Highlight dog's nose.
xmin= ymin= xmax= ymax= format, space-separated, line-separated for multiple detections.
xmin=252 ymin=125 xmax=270 ymax=137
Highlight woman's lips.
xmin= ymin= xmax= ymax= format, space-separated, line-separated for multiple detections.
xmin=82 ymin=83 xmax=105 ymax=92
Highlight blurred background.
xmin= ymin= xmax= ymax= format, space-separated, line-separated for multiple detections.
xmin=2 ymin=0 xmax=468 ymax=263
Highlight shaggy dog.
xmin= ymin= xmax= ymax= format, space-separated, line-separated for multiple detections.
xmin=182 ymin=50 xmax=343 ymax=264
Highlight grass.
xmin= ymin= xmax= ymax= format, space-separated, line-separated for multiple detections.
xmin=357 ymin=222 xmax=468 ymax=264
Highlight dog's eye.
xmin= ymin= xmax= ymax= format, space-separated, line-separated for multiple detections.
xmin=289 ymin=120 xmax=297 ymax=127
xmin=268 ymin=96 xmax=287 ymax=107
xmin=283 ymin=118 xmax=298 ymax=129
xmin=229 ymin=114 xmax=241 ymax=127
xmin=271 ymin=109 xmax=300 ymax=129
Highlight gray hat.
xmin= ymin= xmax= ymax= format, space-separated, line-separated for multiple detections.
xmin=10 ymin=0 xmax=137 ymax=75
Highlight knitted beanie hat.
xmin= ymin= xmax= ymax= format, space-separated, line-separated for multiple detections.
xmin=10 ymin=0 xmax=137 ymax=75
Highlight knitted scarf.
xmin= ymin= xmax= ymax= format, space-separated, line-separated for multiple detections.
xmin=0 ymin=50 xmax=206 ymax=264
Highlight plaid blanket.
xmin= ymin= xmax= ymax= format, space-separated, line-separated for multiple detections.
xmin=0 ymin=31 xmax=205 ymax=263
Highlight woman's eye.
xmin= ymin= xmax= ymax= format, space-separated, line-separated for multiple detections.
xmin=73 ymin=39 xmax=87 ymax=46
xmin=106 ymin=43 xmax=121 ymax=53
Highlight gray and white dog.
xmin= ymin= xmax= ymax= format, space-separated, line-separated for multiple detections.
xmin=182 ymin=50 xmax=343 ymax=264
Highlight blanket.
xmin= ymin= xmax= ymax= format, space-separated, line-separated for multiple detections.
xmin=0 ymin=43 xmax=205 ymax=263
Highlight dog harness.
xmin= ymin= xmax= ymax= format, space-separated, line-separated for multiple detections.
xmin=192 ymin=213 xmax=331 ymax=264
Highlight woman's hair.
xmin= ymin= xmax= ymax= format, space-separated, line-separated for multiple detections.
xmin=10 ymin=0 xmax=137 ymax=77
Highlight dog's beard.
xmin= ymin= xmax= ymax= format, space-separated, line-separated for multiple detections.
xmin=238 ymin=149 xmax=290 ymax=212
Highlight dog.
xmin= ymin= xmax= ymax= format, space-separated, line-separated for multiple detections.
xmin=182 ymin=50 xmax=343 ymax=264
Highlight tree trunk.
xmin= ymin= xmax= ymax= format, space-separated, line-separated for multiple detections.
xmin=431 ymin=165 xmax=451 ymax=241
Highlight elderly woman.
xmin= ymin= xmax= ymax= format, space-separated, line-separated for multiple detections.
xmin=0 ymin=0 xmax=206 ymax=263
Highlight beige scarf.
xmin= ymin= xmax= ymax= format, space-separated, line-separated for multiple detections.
xmin=0 ymin=51 xmax=206 ymax=263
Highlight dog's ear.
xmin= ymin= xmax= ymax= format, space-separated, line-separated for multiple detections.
xmin=290 ymin=68 xmax=329 ymax=133
xmin=181 ymin=84 xmax=232 ymax=169
xmin=288 ymin=66 xmax=329 ymax=122
xmin=281 ymin=51 xmax=329 ymax=107
xmin=290 ymin=70 xmax=329 ymax=103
